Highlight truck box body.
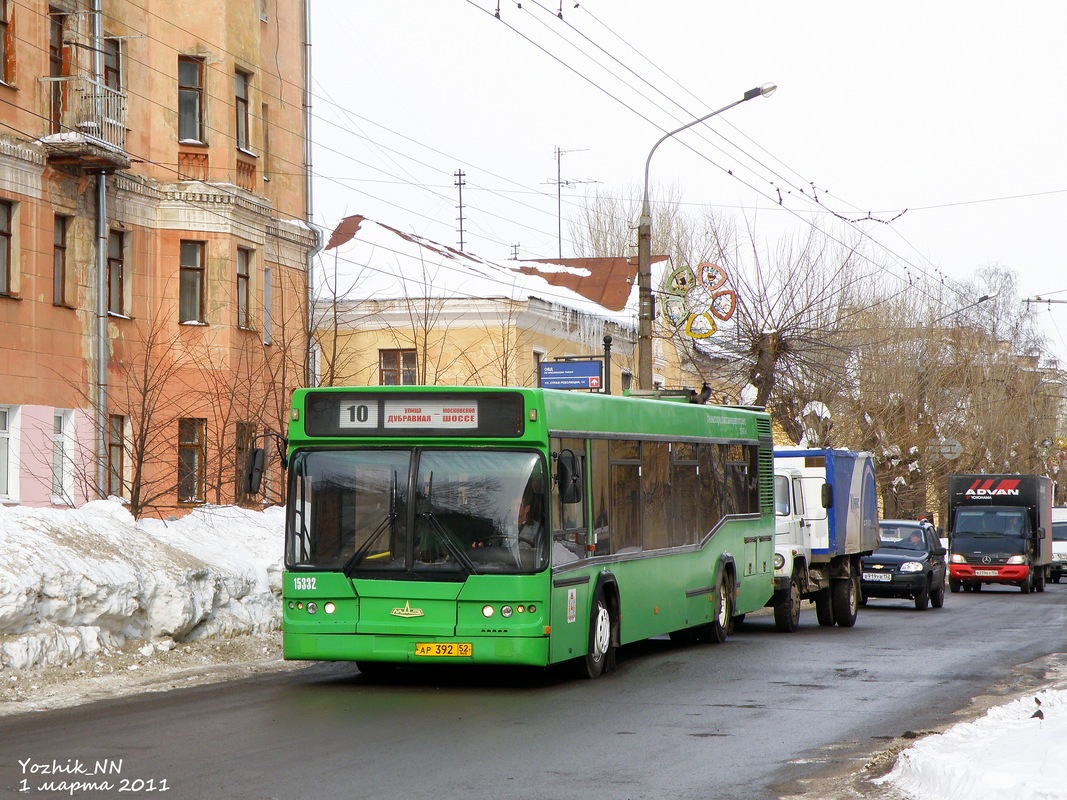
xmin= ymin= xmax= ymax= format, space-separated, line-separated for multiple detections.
xmin=947 ymin=474 xmax=1053 ymax=592
xmin=774 ymin=448 xmax=879 ymax=560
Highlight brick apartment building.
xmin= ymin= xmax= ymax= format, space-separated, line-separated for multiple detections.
xmin=0 ymin=0 xmax=318 ymax=517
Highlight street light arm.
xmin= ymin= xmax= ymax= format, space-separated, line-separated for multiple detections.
xmin=640 ymin=83 xmax=776 ymax=220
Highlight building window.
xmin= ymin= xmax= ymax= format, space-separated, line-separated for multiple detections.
xmin=261 ymin=103 xmax=271 ymax=178
xmin=263 ymin=266 xmax=272 ymax=345
xmin=236 ymin=247 xmax=250 ymax=328
xmin=380 ymin=349 xmax=417 ymax=386
xmin=533 ymin=349 xmax=545 ymax=386
xmin=235 ymin=420 xmax=254 ymax=503
xmin=53 ymin=215 xmax=67 ymax=306
xmin=620 ymin=371 xmax=633 ymax=394
xmin=108 ymin=414 xmax=124 ymax=497
xmin=177 ymin=418 xmax=206 ymax=503
xmin=52 ymin=410 xmax=72 ymax=501
xmin=108 ymin=230 xmax=124 ymax=314
xmin=0 ymin=200 xmax=12 ymax=296
xmin=0 ymin=0 xmax=12 ymax=84
xmin=179 ymin=240 xmax=205 ymax=323
xmin=258 ymin=0 xmax=268 ymax=22
xmin=235 ymin=70 xmax=251 ymax=151
xmin=0 ymin=406 xmax=10 ymax=498
xmin=102 ymin=37 xmax=121 ymax=91
xmin=49 ymin=10 xmax=66 ymax=134
xmin=178 ymin=56 xmax=204 ymax=143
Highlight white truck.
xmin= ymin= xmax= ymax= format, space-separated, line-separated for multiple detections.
xmin=767 ymin=447 xmax=879 ymax=631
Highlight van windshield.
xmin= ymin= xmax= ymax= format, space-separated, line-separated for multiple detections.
xmin=1053 ymin=521 xmax=1067 ymax=542
xmin=954 ymin=508 xmax=1029 ymax=537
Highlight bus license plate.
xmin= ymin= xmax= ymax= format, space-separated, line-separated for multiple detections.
xmin=863 ymin=572 xmax=891 ymax=582
xmin=975 ymin=569 xmax=999 ymax=577
xmin=415 ymin=642 xmax=473 ymax=657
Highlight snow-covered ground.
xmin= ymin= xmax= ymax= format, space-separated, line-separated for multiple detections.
xmin=1 ymin=500 xmax=1065 ymax=799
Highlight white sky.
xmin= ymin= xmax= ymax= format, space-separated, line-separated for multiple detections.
xmin=308 ymin=1 xmax=1067 ymax=364
xmin=1 ymin=499 xmax=1064 ymax=799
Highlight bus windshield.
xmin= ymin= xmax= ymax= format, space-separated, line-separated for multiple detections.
xmin=286 ymin=448 xmax=548 ymax=576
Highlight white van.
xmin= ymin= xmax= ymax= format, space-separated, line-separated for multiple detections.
xmin=1052 ymin=507 xmax=1067 ymax=583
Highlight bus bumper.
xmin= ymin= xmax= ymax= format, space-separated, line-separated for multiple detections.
xmin=283 ymin=632 xmax=551 ymax=667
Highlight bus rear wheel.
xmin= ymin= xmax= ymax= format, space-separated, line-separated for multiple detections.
xmin=705 ymin=574 xmax=732 ymax=644
xmin=579 ymin=588 xmax=613 ymax=679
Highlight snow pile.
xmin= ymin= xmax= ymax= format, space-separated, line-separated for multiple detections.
xmin=0 ymin=501 xmax=284 ymax=670
xmin=878 ymin=688 xmax=1067 ymax=800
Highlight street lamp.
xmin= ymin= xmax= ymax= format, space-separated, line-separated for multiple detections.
xmin=932 ymin=293 xmax=998 ymax=325
xmin=636 ymin=82 xmax=777 ymax=389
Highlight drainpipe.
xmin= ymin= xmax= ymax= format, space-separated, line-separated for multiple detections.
xmin=303 ymin=0 xmax=324 ymax=387
xmin=92 ymin=0 xmax=108 ymax=497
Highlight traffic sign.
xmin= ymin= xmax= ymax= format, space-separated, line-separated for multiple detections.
xmin=540 ymin=360 xmax=603 ymax=390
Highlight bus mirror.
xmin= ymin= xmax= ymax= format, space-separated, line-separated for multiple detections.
xmin=243 ymin=448 xmax=265 ymax=495
xmin=556 ymin=450 xmax=582 ymax=504
xmin=821 ymin=483 xmax=832 ymax=509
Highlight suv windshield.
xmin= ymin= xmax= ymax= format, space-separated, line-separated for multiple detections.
xmin=286 ymin=448 xmax=548 ymax=577
xmin=878 ymin=525 xmax=927 ymax=550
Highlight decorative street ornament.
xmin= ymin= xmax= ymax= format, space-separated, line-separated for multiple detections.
xmin=660 ymin=261 xmax=738 ymax=337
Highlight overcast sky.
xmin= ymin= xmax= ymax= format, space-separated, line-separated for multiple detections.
xmin=309 ymin=1 xmax=1067 ymax=363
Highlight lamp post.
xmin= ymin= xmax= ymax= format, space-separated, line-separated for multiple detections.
xmin=636 ymin=82 xmax=777 ymax=389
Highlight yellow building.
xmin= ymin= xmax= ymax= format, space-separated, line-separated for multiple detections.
xmin=0 ymin=1 xmax=317 ymax=516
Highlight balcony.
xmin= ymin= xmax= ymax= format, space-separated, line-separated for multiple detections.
xmin=38 ymin=75 xmax=131 ymax=172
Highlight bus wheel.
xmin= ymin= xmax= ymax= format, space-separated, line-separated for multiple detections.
xmin=706 ymin=575 xmax=732 ymax=644
xmin=579 ymin=588 xmax=613 ymax=679
xmin=832 ymin=573 xmax=859 ymax=628
xmin=774 ymin=575 xmax=802 ymax=633
xmin=814 ymin=587 xmax=834 ymax=626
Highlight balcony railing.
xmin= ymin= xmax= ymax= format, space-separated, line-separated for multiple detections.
xmin=39 ymin=75 xmax=130 ymax=170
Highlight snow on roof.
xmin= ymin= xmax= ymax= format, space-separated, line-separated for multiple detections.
xmin=321 ymin=215 xmax=669 ymax=327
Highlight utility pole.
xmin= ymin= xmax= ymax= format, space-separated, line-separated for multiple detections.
xmin=510 ymin=243 xmax=521 ymax=260
xmin=454 ymin=169 xmax=466 ymax=252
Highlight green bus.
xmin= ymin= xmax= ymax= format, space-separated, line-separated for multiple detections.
xmin=259 ymin=386 xmax=775 ymax=678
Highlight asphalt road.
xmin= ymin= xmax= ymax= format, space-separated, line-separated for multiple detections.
xmin=3 ymin=582 xmax=1066 ymax=800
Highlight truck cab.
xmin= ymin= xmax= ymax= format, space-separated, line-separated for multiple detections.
xmin=947 ymin=474 xmax=1053 ymax=594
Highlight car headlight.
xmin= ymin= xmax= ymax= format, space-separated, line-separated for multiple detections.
xmin=774 ymin=552 xmax=786 ymax=570
xmin=1006 ymin=555 xmax=1027 ymax=565
xmin=899 ymin=562 xmax=923 ymax=573
xmin=949 ymin=554 xmax=968 ymax=564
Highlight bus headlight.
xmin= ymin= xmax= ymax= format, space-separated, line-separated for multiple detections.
xmin=324 ymin=602 xmax=336 ymax=615
xmin=307 ymin=602 xmax=318 ymax=615
xmin=1006 ymin=555 xmax=1027 ymax=565
xmin=482 ymin=605 xmax=495 ymax=617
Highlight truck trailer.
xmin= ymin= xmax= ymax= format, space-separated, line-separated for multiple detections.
xmin=947 ymin=474 xmax=1053 ymax=593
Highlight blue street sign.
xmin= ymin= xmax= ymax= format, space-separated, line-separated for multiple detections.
xmin=540 ymin=360 xmax=603 ymax=390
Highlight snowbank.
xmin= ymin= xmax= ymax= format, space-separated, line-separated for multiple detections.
xmin=0 ymin=501 xmax=284 ymax=670
xmin=878 ymin=686 xmax=1067 ymax=800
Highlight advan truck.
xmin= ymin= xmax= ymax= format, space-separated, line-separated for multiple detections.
xmin=947 ymin=474 xmax=1053 ymax=593
xmin=768 ymin=448 xmax=879 ymax=631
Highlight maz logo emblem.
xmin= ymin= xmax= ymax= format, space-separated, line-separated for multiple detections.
xmin=391 ymin=601 xmax=424 ymax=618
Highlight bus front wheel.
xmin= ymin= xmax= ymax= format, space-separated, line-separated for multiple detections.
xmin=579 ymin=588 xmax=613 ymax=679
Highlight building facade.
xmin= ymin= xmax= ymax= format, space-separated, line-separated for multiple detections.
xmin=0 ymin=0 xmax=318 ymax=516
